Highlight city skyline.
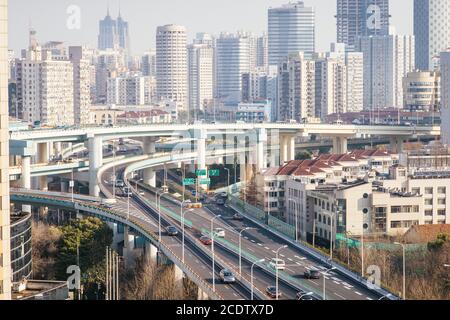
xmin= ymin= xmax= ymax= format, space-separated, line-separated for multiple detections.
xmin=9 ymin=0 xmax=413 ymax=55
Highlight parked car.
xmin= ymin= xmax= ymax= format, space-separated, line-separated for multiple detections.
xmin=213 ymin=228 xmax=226 ymax=238
xmin=304 ymin=268 xmax=321 ymax=279
xmin=166 ymin=226 xmax=179 ymax=236
xmin=216 ymin=198 xmax=225 ymax=205
xmin=219 ymin=269 xmax=236 ymax=284
xmin=269 ymin=258 xmax=286 ymax=270
xmin=266 ymin=286 xmax=281 ymax=299
xmin=200 ymin=235 xmax=212 ymax=245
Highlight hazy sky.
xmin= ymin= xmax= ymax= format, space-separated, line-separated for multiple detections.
xmin=9 ymin=0 xmax=413 ymax=56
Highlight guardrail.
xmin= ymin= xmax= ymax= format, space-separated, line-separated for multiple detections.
xmin=10 ymin=189 xmax=223 ymax=300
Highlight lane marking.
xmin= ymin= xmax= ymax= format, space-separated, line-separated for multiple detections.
xmin=367 ymin=297 xmax=373 ymax=300
xmin=334 ymin=292 xmax=347 ymax=300
xmin=264 ymin=247 xmax=270 ymax=250
xmin=354 ymin=291 xmax=363 ymax=296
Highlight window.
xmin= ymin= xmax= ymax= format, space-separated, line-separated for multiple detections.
xmin=412 ymin=188 xmax=420 ymax=195
xmin=425 ymin=199 xmax=433 ymax=206
xmin=391 ymin=206 xmax=401 ymax=213
xmin=438 ymin=209 xmax=446 ymax=216
xmin=438 ymin=199 xmax=446 ymax=205
xmin=438 ymin=187 xmax=446 ymax=194
xmin=425 ymin=210 xmax=433 ymax=217
xmin=425 ymin=188 xmax=433 ymax=195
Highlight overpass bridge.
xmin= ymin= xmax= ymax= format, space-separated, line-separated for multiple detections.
xmin=9 ymin=122 xmax=440 ymax=197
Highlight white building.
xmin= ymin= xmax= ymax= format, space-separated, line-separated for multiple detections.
xmin=215 ymin=32 xmax=251 ymax=103
xmin=358 ymin=32 xmax=415 ymax=110
xmin=69 ymin=46 xmax=91 ymax=125
xmin=141 ymin=49 xmax=156 ymax=77
xmin=414 ymin=0 xmax=450 ymax=71
xmin=257 ymin=33 xmax=269 ymax=70
xmin=403 ymin=71 xmax=440 ymax=112
xmin=277 ymin=52 xmax=315 ymax=121
xmin=156 ymin=25 xmax=188 ymax=110
xmin=188 ymin=42 xmax=214 ymax=114
xmin=107 ymin=74 xmax=154 ymax=106
xmin=268 ymin=1 xmax=315 ymax=66
xmin=314 ymin=52 xmax=347 ymax=119
xmin=16 ymin=32 xmax=74 ymax=126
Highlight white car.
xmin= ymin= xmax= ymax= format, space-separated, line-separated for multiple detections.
xmin=269 ymin=258 xmax=286 ymax=270
xmin=213 ymin=228 xmax=225 ymax=238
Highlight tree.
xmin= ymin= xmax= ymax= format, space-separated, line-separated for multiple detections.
xmin=31 ymin=221 xmax=62 ymax=280
xmin=295 ymin=150 xmax=312 ymax=160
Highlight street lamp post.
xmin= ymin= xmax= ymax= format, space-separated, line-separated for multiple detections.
xmin=238 ymin=227 xmax=254 ymax=275
xmin=180 ymin=201 xmax=193 ymax=263
xmin=210 ymin=215 xmax=222 ymax=292
xmin=251 ymin=259 xmax=265 ymax=300
xmin=394 ymin=242 xmax=406 ymax=300
xmin=275 ymin=245 xmax=288 ymax=300
xmin=298 ymin=292 xmax=314 ymax=300
xmin=323 ymin=212 xmax=336 ymax=261
xmin=322 ymin=267 xmax=336 ymax=300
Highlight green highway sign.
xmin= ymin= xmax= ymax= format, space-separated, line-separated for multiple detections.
xmin=183 ymin=178 xmax=196 ymax=186
xmin=196 ymin=169 xmax=207 ymax=176
xmin=199 ymin=178 xmax=211 ymax=185
xmin=208 ymin=169 xmax=220 ymax=177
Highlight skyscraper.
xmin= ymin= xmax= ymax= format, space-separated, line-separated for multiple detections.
xmin=69 ymin=46 xmax=91 ymax=126
xmin=188 ymin=41 xmax=214 ymax=114
xmin=268 ymin=1 xmax=315 ymax=66
xmin=0 ymin=0 xmax=11 ymax=300
xmin=358 ymin=32 xmax=415 ymax=111
xmin=98 ymin=7 xmax=130 ymax=52
xmin=215 ymin=32 xmax=251 ymax=103
xmin=414 ymin=0 xmax=450 ymax=71
xmin=336 ymin=0 xmax=390 ymax=51
xmin=156 ymin=25 xmax=188 ymax=108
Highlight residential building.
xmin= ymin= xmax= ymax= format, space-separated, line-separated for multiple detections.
xmin=235 ymin=101 xmax=272 ymax=123
xmin=156 ymin=25 xmax=188 ymax=110
xmin=107 ymin=74 xmax=154 ymax=106
xmin=0 ymin=0 xmax=10 ymax=300
xmin=277 ymin=52 xmax=315 ymax=122
xmin=440 ymin=50 xmax=450 ymax=145
xmin=403 ymin=71 xmax=440 ymax=112
xmin=257 ymin=33 xmax=269 ymax=70
xmin=268 ymin=1 xmax=315 ymax=66
xmin=188 ymin=42 xmax=214 ymax=114
xmin=69 ymin=46 xmax=91 ymax=125
xmin=414 ymin=0 xmax=450 ymax=71
xmin=336 ymin=0 xmax=390 ymax=51
xmin=141 ymin=49 xmax=156 ymax=77
xmin=357 ymin=32 xmax=415 ymax=110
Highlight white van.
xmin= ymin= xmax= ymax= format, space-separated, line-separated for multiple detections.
xmin=213 ymin=228 xmax=226 ymax=238
xmin=269 ymin=258 xmax=286 ymax=270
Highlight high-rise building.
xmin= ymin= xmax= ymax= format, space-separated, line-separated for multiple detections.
xmin=329 ymin=43 xmax=364 ymax=113
xmin=268 ymin=1 xmax=315 ymax=66
xmin=277 ymin=52 xmax=316 ymax=121
xmin=156 ymin=25 xmax=188 ymax=109
xmin=257 ymin=33 xmax=269 ymax=70
xmin=336 ymin=0 xmax=390 ymax=51
xmin=16 ymin=31 xmax=75 ymax=126
xmin=440 ymin=50 xmax=450 ymax=145
xmin=314 ymin=53 xmax=347 ymax=119
xmin=0 ymin=0 xmax=11 ymax=300
xmin=188 ymin=42 xmax=214 ymax=114
xmin=141 ymin=49 xmax=156 ymax=77
xmin=107 ymin=74 xmax=154 ymax=105
xmin=414 ymin=0 xmax=450 ymax=71
xmin=69 ymin=46 xmax=91 ymax=125
xmin=358 ymin=33 xmax=415 ymax=111
xmin=215 ymin=32 xmax=251 ymax=103
xmin=98 ymin=8 xmax=130 ymax=52
xmin=403 ymin=71 xmax=440 ymax=112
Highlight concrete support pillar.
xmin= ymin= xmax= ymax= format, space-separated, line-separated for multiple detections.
xmin=37 ymin=142 xmax=49 ymax=164
xmin=287 ymin=135 xmax=296 ymax=162
xmin=390 ymin=137 xmax=404 ymax=154
xmin=143 ymin=168 xmax=156 ymax=187
xmin=144 ymin=242 xmax=158 ymax=264
xmin=60 ymin=180 xmax=69 ymax=193
xmin=142 ymin=137 xmax=156 ymax=155
xmin=239 ymin=153 xmax=246 ymax=183
xmin=256 ymin=128 xmax=267 ymax=172
xmin=197 ymin=130 xmax=207 ymax=190
xmin=21 ymin=156 xmax=32 ymax=213
xmin=174 ymin=264 xmax=184 ymax=292
xmin=332 ymin=136 xmax=348 ymax=154
xmin=123 ymin=227 xmax=136 ymax=268
xmin=88 ymin=136 xmax=103 ymax=197
xmin=280 ymin=136 xmax=288 ymax=164
xmin=54 ymin=142 xmax=62 ymax=157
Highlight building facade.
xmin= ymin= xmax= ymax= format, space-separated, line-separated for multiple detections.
xmin=0 ymin=0 xmax=11 ymax=300
xmin=414 ymin=0 xmax=450 ymax=71
xmin=69 ymin=46 xmax=91 ymax=125
xmin=268 ymin=1 xmax=315 ymax=66
xmin=403 ymin=71 xmax=440 ymax=112
xmin=336 ymin=0 xmax=390 ymax=51
xmin=156 ymin=25 xmax=188 ymax=109
xmin=188 ymin=43 xmax=214 ymax=114
xmin=358 ymin=33 xmax=415 ymax=110
xmin=440 ymin=50 xmax=450 ymax=145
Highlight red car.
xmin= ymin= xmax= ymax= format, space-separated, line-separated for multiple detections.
xmin=200 ymin=235 xmax=212 ymax=245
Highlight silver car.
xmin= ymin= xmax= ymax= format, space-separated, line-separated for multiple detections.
xmin=219 ymin=269 xmax=236 ymax=284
